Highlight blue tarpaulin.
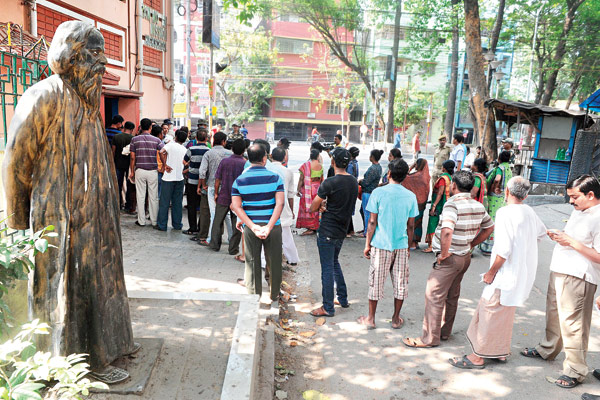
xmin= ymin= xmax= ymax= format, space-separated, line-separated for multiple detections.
xmin=580 ymin=88 xmax=600 ymax=112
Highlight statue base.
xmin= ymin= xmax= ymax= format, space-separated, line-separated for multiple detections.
xmin=90 ymin=337 xmax=163 ymax=395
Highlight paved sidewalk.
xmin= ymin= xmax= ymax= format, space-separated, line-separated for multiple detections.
xmin=274 ymin=202 xmax=600 ymax=400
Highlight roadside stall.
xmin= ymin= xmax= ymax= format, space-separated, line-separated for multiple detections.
xmin=485 ymin=99 xmax=591 ymax=184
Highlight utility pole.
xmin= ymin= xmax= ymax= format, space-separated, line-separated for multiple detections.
xmin=526 ymin=5 xmax=543 ymax=102
xmin=385 ymin=0 xmax=402 ymax=148
xmin=185 ymin=0 xmax=192 ymax=127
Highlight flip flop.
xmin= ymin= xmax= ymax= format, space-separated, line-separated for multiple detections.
xmin=234 ymin=255 xmax=245 ymax=263
xmin=448 ymin=355 xmax=485 ymax=370
xmin=391 ymin=317 xmax=404 ymax=329
xmin=300 ymin=230 xmax=316 ymax=236
xmin=555 ymin=375 xmax=580 ymax=389
xmin=520 ymin=347 xmax=542 ymax=358
xmin=421 ymin=247 xmax=434 ymax=253
xmin=402 ymin=337 xmax=436 ymax=348
xmin=356 ymin=316 xmax=376 ymax=330
xmin=310 ymin=306 xmax=334 ymax=317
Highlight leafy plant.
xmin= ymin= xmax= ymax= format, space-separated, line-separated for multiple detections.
xmin=0 ymin=319 xmax=108 ymax=399
xmin=0 ymin=223 xmax=56 ymax=334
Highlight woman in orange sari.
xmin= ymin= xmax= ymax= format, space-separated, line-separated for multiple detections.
xmin=423 ymin=160 xmax=454 ymax=253
xmin=296 ymin=149 xmax=323 ymax=235
xmin=402 ymin=158 xmax=430 ymax=249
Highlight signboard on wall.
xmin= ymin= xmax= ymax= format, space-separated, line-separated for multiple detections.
xmin=142 ymin=4 xmax=167 ymax=51
xmin=202 ymin=0 xmax=220 ymax=49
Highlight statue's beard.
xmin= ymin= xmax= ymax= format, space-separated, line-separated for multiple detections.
xmin=65 ymin=61 xmax=105 ymax=110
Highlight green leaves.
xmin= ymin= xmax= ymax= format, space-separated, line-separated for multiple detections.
xmin=0 ymin=224 xmax=56 ymax=335
xmin=0 ymin=321 xmax=108 ymax=399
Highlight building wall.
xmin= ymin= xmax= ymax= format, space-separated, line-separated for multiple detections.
xmin=3 ymin=0 xmax=174 ymax=125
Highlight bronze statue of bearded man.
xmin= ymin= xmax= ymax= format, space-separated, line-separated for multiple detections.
xmin=3 ymin=21 xmax=137 ymax=383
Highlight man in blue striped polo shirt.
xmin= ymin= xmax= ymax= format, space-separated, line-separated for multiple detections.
xmin=231 ymin=144 xmax=285 ymax=303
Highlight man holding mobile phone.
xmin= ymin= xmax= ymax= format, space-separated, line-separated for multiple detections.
xmin=521 ymin=175 xmax=600 ymax=391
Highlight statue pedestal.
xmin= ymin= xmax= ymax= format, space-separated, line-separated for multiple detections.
xmin=90 ymin=337 xmax=163 ymax=395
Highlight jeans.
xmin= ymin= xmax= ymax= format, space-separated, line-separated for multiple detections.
xmin=317 ymin=233 xmax=348 ymax=314
xmin=158 ymin=172 xmax=164 ymax=197
xmin=157 ymin=179 xmax=185 ymax=230
xmin=207 ymin=186 xmax=232 ymax=242
xmin=361 ymin=192 xmax=372 ymax=232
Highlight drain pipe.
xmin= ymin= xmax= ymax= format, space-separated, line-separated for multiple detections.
xmin=137 ymin=0 xmax=144 ymax=116
xmin=29 ymin=0 xmax=37 ymax=37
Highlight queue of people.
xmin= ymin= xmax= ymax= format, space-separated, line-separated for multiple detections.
xmin=108 ymin=120 xmax=600 ymax=396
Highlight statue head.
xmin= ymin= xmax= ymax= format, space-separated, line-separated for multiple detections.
xmin=47 ymin=21 xmax=107 ymax=108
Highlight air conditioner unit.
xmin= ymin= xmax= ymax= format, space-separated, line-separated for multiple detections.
xmin=307 ymin=113 xmax=316 ymax=119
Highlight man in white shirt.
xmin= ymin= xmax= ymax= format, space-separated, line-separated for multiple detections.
xmin=157 ymin=130 xmax=188 ymax=231
xmin=271 ymin=147 xmax=300 ymax=265
xmin=521 ymin=174 xmax=600 ymax=389
xmin=449 ymin=133 xmax=466 ymax=172
xmin=449 ymin=176 xmax=546 ymax=369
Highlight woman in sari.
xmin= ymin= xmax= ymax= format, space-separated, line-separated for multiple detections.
xmin=402 ymin=158 xmax=430 ymax=249
xmin=480 ymin=151 xmax=512 ymax=253
xmin=423 ymin=159 xmax=454 ymax=253
xmin=470 ymin=158 xmax=487 ymax=204
xmin=382 ymin=148 xmax=403 ymax=184
xmin=296 ymin=149 xmax=323 ymax=235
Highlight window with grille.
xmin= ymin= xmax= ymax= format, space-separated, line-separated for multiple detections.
xmin=326 ymin=101 xmax=340 ymax=114
xmin=275 ymin=98 xmax=311 ymax=112
xmin=143 ymin=45 xmax=162 ymax=70
xmin=276 ymin=38 xmax=313 ymax=55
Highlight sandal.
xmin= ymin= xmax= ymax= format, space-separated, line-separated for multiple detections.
xmin=334 ymin=300 xmax=350 ymax=308
xmin=448 ymin=355 xmax=485 ymax=370
xmin=356 ymin=316 xmax=376 ymax=330
xmin=310 ymin=306 xmax=334 ymax=317
xmin=234 ymin=255 xmax=245 ymax=263
xmin=402 ymin=337 xmax=436 ymax=348
xmin=198 ymin=239 xmax=210 ymax=246
xmin=555 ymin=375 xmax=580 ymax=389
xmin=182 ymin=229 xmax=198 ymax=235
xmin=300 ymin=230 xmax=316 ymax=236
xmin=421 ymin=247 xmax=434 ymax=253
xmin=520 ymin=347 xmax=542 ymax=358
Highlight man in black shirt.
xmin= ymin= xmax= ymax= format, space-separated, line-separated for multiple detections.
xmin=309 ymin=147 xmax=358 ymax=317
xmin=112 ymin=121 xmax=135 ymax=211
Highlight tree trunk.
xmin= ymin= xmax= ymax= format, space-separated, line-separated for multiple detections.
xmin=540 ymin=0 xmax=585 ymax=105
xmin=463 ymin=0 xmax=497 ymax=161
xmin=444 ymin=0 xmax=460 ymax=140
xmin=486 ymin=0 xmax=506 ymax=89
xmin=385 ymin=0 xmax=403 ymax=145
xmin=565 ymin=71 xmax=583 ymax=109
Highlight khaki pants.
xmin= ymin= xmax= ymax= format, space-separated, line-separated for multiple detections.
xmin=536 ymin=272 xmax=597 ymax=381
xmin=135 ymin=168 xmax=158 ymax=226
xmin=244 ymin=225 xmax=282 ymax=302
xmin=421 ymin=253 xmax=471 ymax=346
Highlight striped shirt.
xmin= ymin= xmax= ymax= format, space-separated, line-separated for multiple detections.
xmin=231 ymin=166 xmax=284 ymax=225
xmin=432 ymin=192 xmax=493 ymax=256
xmin=130 ymin=133 xmax=164 ymax=171
xmin=184 ymin=143 xmax=210 ymax=185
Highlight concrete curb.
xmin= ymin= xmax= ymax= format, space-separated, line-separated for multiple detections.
xmin=127 ymin=290 xmax=261 ymax=400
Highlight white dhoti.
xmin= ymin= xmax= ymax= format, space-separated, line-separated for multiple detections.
xmin=466 ymin=289 xmax=516 ymax=358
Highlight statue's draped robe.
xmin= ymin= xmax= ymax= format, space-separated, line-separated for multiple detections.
xmin=2 ymin=74 xmax=134 ymax=369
